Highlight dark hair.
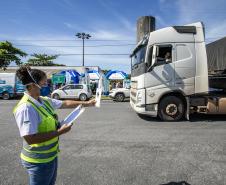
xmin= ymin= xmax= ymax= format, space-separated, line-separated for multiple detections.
xmin=16 ymin=66 xmax=46 ymax=85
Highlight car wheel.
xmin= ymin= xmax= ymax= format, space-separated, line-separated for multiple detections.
xmin=79 ymin=93 xmax=87 ymax=101
xmin=158 ymin=96 xmax=185 ymax=121
xmin=2 ymin=92 xmax=10 ymax=100
xmin=52 ymin=93 xmax=60 ymax=100
xmin=115 ymin=93 xmax=125 ymax=102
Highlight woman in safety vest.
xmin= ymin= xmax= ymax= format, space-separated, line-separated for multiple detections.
xmin=13 ymin=66 xmax=96 ymax=185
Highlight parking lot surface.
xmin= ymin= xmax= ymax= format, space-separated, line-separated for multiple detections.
xmin=0 ymin=100 xmax=226 ymax=185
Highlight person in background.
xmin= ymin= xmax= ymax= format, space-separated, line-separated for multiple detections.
xmin=165 ymin=52 xmax=172 ymax=63
xmin=13 ymin=66 xmax=96 ymax=185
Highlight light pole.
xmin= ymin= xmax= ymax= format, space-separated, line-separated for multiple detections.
xmin=75 ymin=32 xmax=91 ymax=66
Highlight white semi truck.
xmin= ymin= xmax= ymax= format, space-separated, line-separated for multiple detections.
xmin=130 ymin=22 xmax=226 ymax=121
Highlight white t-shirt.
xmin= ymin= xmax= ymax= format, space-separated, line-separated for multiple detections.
xmin=14 ymin=92 xmax=63 ymax=137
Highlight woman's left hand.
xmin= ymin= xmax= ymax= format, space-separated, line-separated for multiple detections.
xmin=84 ymin=99 xmax=96 ymax=107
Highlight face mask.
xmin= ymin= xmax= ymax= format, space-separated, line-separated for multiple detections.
xmin=40 ymin=85 xmax=50 ymax=96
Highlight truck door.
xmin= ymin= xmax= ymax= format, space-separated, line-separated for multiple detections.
xmin=147 ymin=44 xmax=175 ymax=89
xmin=174 ymin=43 xmax=196 ymax=94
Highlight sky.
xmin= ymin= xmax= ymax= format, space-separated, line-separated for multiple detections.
xmin=0 ymin=0 xmax=226 ymax=73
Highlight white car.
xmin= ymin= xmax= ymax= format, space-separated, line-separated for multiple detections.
xmin=109 ymin=88 xmax=130 ymax=102
xmin=51 ymin=84 xmax=92 ymax=101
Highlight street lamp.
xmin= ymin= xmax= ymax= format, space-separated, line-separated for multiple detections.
xmin=75 ymin=32 xmax=91 ymax=66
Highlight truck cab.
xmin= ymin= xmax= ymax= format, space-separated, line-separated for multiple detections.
xmin=130 ymin=22 xmax=208 ymax=121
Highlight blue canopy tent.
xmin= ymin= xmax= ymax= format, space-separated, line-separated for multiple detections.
xmin=105 ymin=70 xmax=128 ymax=80
xmin=105 ymin=70 xmax=128 ymax=90
xmin=88 ymin=70 xmax=100 ymax=80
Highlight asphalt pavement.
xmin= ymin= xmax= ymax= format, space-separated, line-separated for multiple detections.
xmin=0 ymin=100 xmax=226 ymax=185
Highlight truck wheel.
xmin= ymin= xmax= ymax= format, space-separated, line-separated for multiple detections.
xmin=52 ymin=94 xmax=60 ymax=100
xmin=2 ymin=92 xmax=10 ymax=100
xmin=79 ymin=94 xmax=87 ymax=101
xmin=158 ymin=96 xmax=185 ymax=121
xmin=115 ymin=93 xmax=125 ymax=102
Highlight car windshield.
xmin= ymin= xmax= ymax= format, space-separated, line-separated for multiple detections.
xmin=131 ymin=45 xmax=147 ymax=68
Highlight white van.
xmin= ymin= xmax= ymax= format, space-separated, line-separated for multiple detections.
xmin=51 ymin=84 xmax=92 ymax=101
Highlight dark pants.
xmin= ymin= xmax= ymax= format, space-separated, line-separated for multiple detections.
xmin=21 ymin=157 xmax=58 ymax=185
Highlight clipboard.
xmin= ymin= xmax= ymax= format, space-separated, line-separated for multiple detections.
xmin=61 ymin=105 xmax=85 ymax=126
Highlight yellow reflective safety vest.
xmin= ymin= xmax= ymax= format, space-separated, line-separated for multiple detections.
xmin=13 ymin=94 xmax=59 ymax=163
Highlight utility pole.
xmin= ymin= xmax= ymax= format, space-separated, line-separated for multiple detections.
xmin=75 ymin=33 xmax=91 ymax=66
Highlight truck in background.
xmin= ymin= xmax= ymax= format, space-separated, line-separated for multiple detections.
xmin=130 ymin=22 xmax=226 ymax=121
xmin=0 ymin=73 xmax=25 ymax=100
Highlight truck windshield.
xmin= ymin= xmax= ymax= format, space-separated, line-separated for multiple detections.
xmin=131 ymin=45 xmax=147 ymax=68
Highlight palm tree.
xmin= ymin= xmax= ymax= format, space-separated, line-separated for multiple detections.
xmin=27 ymin=53 xmax=64 ymax=66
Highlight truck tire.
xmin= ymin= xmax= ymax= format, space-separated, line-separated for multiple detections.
xmin=52 ymin=93 xmax=60 ymax=100
xmin=158 ymin=96 xmax=185 ymax=121
xmin=79 ymin=93 xmax=87 ymax=101
xmin=2 ymin=92 xmax=10 ymax=100
xmin=115 ymin=93 xmax=125 ymax=102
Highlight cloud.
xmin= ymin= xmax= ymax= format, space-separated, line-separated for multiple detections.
xmin=207 ymin=21 xmax=226 ymax=38
xmin=63 ymin=22 xmax=88 ymax=32
xmin=97 ymin=0 xmax=136 ymax=32
xmin=155 ymin=15 xmax=168 ymax=28
xmin=1 ymin=30 xmax=134 ymax=73
xmin=168 ymin=0 xmax=226 ymax=41
xmin=64 ymin=22 xmax=74 ymax=29
xmin=89 ymin=29 xmax=134 ymax=41
xmin=57 ymin=0 xmax=74 ymax=8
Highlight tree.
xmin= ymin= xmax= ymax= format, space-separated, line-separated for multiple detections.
xmin=0 ymin=41 xmax=27 ymax=70
xmin=27 ymin=53 xmax=65 ymax=66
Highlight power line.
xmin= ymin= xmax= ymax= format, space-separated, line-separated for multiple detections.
xmin=0 ymin=53 xmax=130 ymax=56
xmin=10 ymin=38 xmax=226 ymax=47
xmin=0 ymin=39 xmax=135 ymax=42
xmin=13 ymin=44 xmax=136 ymax=47
xmin=69 ymin=53 xmax=130 ymax=56
xmin=1 ymin=36 xmax=225 ymax=44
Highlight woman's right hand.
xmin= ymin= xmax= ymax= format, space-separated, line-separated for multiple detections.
xmin=57 ymin=124 xmax=72 ymax=135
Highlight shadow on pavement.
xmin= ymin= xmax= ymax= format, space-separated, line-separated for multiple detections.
xmin=113 ymin=99 xmax=130 ymax=103
xmin=160 ymin=181 xmax=191 ymax=185
xmin=137 ymin=113 xmax=161 ymax=122
xmin=189 ymin=113 xmax=226 ymax=122
xmin=137 ymin=112 xmax=226 ymax=123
